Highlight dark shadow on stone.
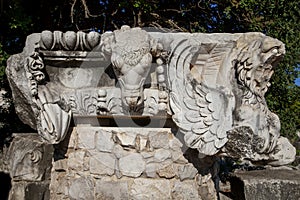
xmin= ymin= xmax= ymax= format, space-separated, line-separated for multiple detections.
xmin=53 ymin=127 xmax=74 ymax=161
xmin=183 ymin=148 xmax=223 ymax=200
xmin=219 ymin=190 xmax=234 ymax=200
xmin=143 ymin=64 xmax=157 ymax=89
xmin=98 ymin=64 xmax=117 ymax=87
xmin=229 ymin=176 xmax=245 ymax=200
xmin=97 ymin=116 xmax=176 ymax=128
xmin=0 ymin=172 xmax=12 ymax=200
xmin=183 ymin=148 xmax=217 ymax=176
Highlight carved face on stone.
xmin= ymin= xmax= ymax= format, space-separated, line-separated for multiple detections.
xmin=236 ymin=37 xmax=285 ymax=98
xmin=235 ymin=36 xmax=285 ymax=154
xmin=110 ymin=26 xmax=153 ymax=111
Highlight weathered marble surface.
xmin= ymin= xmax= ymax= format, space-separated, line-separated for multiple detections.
xmin=4 ymin=26 xmax=298 ymax=200
xmin=9 ymin=181 xmax=50 ymax=200
xmin=1 ymin=133 xmax=53 ymax=200
xmin=6 ymin=26 xmax=296 ymax=165
xmin=230 ymin=169 xmax=300 ymax=200
xmin=5 ymin=133 xmax=53 ymax=182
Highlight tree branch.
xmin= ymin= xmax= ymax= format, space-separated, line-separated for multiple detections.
xmin=133 ymin=10 xmax=137 ymax=27
xmin=70 ymin=0 xmax=77 ymax=23
xmin=111 ymin=21 xmax=119 ymax=30
xmin=137 ymin=10 xmax=144 ymax=27
xmin=162 ymin=8 xmax=190 ymax=13
xmin=150 ymin=22 xmax=162 ymax=28
xmin=111 ymin=9 xmax=118 ymax=16
xmin=166 ymin=19 xmax=189 ymax=32
xmin=80 ymin=0 xmax=89 ymax=18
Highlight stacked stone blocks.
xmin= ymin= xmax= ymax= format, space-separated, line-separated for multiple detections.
xmin=50 ymin=127 xmax=216 ymax=199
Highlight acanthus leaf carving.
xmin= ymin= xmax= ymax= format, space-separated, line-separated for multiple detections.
xmin=6 ymin=27 xmax=296 ymax=166
xmin=68 ymin=91 xmax=95 ymax=115
xmin=24 ymin=43 xmax=72 ymax=144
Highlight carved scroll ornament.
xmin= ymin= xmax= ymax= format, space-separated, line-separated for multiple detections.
xmin=24 ymin=45 xmax=72 ymax=144
xmin=6 ymin=27 xmax=296 ymax=165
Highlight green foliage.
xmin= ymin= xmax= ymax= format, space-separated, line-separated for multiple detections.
xmin=0 ymin=43 xmax=33 ymax=147
xmin=223 ymin=0 xmax=300 ymax=140
xmin=297 ymin=149 xmax=300 ymax=156
xmin=0 ymin=44 xmax=8 ymax=80
xmin=0 ymin=0 xmax=34 ymax=53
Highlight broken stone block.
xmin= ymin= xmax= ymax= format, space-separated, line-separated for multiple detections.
xmin=119 ymin=153 xmax=145 ymax=178
xmin=95 ymin=180 xmax=129 ymax=199
xmin=77 ymin=128 xmax=96 ymax=150
xmin=6 ymin=27 xmax=295 ymax=166
xmin=230 ymin=169 xmax=300 ymax=200
xmin=96 ymin=129 xmax=115 ymax=153
xmin=178 ymin=163 xmax=198 ymax=181
xmin=5 ymin=27 xmax=297 ymax=200
xmin=9 ymin=181 xmax=50 ymax=200
xmin=154 ymin=149 xmax=171 ymax=162
xmin=89 ymin=151 xmax=116 ymax=176
xmin=172 ymin=181 xmax=200 ymax=200
xmin=6 ymin=133 xmax=53 ymax=182
xmin=130 ymin=178 xmax=171 ymax=199
xmin=68 ymin=176 xmax=94 ymax=200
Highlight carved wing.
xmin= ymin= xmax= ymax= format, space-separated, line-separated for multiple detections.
xmin=168 ymin=38 xmax=234 ymax=156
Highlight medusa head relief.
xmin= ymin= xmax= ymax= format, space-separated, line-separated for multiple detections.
xmin=236 ymin=37 xmax=285 ymax=99
xmin=229 ymin=35 xmax=296 ymax=164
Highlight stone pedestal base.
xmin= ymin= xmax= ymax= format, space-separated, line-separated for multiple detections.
xmin=230 ymin=169 xmax=300 ymax=200
xmin=9 ymin=181 xmax=50 ymax=200
xmin=50 ymin=127 xmax=217 ymax=199
xmin=3 ymin=133 xmax=53 ymax=200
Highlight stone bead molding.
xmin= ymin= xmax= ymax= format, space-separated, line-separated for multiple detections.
xmin=39 ymin=30 xmax=101 ymax=51
xmin=6 ymin=25 xmax=296 ymax=165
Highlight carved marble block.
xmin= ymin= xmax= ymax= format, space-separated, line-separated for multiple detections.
xmin=6 ymin=25 xmax=296 ymax=166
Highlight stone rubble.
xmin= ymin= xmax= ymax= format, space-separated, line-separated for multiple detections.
xmin=3 ymin=27 xmax=298 ymax=200
xmin=48 ymin=127 xmax=216 ymax=199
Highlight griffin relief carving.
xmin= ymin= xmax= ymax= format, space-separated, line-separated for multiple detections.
xmin=6 ymin=27 xmax=296 ymax=165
